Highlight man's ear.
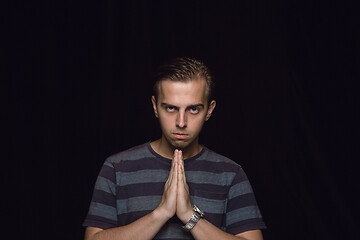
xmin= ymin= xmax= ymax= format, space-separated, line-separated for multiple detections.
xmin=151 ymin=96 xmax=159 ymax=118
xmin=205 ymin=100 xmax=216 ymax=121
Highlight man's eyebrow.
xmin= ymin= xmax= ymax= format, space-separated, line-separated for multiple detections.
xmin=161 ymin=102 xmax=176 ymax=107
xmin=160 ymin=102 xmax=204 ymax=108
xmin=187 ymin=104 xmax=204 ymax=108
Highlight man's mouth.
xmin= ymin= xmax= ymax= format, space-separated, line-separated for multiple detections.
xmin=172 ymin=133 xmax=189 ymax=139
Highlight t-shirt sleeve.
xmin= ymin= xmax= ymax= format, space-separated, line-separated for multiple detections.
xmin=83 ymin=159 xmax=118 ymax=229
xmin=225 ymin=167 xmax=266 ymax=234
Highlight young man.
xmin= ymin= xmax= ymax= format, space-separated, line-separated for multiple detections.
xmin=83 ymin=57 xmax=266 ymax=240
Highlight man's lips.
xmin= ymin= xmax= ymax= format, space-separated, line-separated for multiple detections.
xmin=172 ymin=133 xmax=189 ymax=139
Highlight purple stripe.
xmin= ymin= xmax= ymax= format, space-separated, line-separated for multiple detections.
xmin=188 ymin=182 xmax=230 ymax=195
xmin=116 ymin=182 xmax=164 ymax=199
xmin=114 ymin=158 xmax=170 ymax=172
xmin=83 ymin=215 xmax=117 ymax=229
xmin=117 ymin=210 xmax=152 ymax=226
xmin=227 ymin=193 xmax=257 ymax=212
xmin=112 ymin=158 xmax=241 ymax=174
xmin=190 ymin=187 xmax=227 ymax=200
xmin=187 ymin=160 xmax=240 ymax=174
xmin=204 ymin=213 xmax=226 ymax=228
xmin=230 ymin=169 xmax=249 ymax=184
xmin=226 ymin=218 xmax=266 ymax=234
xmin=116 ymin=182 xmax=228 ymax=200
xmin=92 ymin=189 xmax=116 ymax=206
xmin=98 ymin=164 xmax=115 ymax=182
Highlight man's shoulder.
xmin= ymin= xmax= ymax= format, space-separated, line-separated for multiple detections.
xmin=105 ymin=143 xmax=153 ymax=164
xmin=201 ymin=147 xmax=241 ymax=168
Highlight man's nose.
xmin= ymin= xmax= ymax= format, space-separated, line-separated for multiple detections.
xmin=176 ymin=111 xmax=187 ymax=128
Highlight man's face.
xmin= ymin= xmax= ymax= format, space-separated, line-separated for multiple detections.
xmin=152 ymin=78 xmax=216 ymax=153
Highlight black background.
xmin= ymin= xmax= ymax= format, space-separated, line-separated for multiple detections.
xmin=3 ymin=1 xmax=359 ymax=239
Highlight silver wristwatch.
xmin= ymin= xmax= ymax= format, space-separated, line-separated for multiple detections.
xmin=182 ymin=205 xmax=205 ymax=231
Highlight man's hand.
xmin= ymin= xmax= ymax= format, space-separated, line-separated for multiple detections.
xmin=157 ymin=149 xmax=193 ymax=223
xmin=157 ymin=151 xmax=178 ymax=219
xmin=175 ymin=150 xmax=193 ymax=223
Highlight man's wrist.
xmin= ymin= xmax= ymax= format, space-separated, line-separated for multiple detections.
xmin=152 ymin=207 xmax=172 ymax=223
xmin=182 ymin=205 xmax=204 ymax=231
xmin=179 ymin=208 xmax=195 ymax=224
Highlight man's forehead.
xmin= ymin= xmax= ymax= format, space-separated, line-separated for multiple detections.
xmin=158 ymin=79 xmax=208 ymax=103
xmin=158 ymin=78 xmax=207 ymax=92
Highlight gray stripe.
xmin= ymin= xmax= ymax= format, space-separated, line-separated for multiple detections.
xmin=107 ymin=144 xmax=153 ymax=162
xmin=88 ymin=202 xmax=117 ymax=222
xmin=226 ymin=206 xmax=262 ymax=226
xmin=95 ymin=176 xmax=116 ymax=194
xmin=191 ymin=196 xmax=226 ymax=214
xmin=116 ymin=195 xmax=161 ymax=215
xmin=199 ymin=150 xmax=236 ymax=165
xmin=104 ymin=161 xmax=114 ymax=168
xmin=155 ymin=223 xmax=193 ymax=239
xmin=116 ymin=169 xmax=169 ymax=186
xmin=186 ymin=171 xmax=236 ymax=186
xmin=228 ymin=181 xmax=253 ymax=199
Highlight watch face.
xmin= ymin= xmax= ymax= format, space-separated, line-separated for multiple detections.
xmin=190 ymin=214 xmax=198 ymax=222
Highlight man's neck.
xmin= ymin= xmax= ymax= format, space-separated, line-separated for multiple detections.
xmin=150 ymin=138 xmax=202 ymax=160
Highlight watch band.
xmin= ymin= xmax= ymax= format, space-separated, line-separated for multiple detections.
xmin=182 ymin=205 xmax=204 ymax=231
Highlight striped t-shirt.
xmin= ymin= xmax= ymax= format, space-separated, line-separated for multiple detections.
xmin=83 ymin=143 xmax=266 ymax=239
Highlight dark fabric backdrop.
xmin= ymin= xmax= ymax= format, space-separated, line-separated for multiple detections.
xmin=3 ymin=1 xmax=359 ymax=239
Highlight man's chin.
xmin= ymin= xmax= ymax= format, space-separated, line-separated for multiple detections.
xmin=170 ymin=139 xmax=190 ymax=150
xmin=171 ymin=142 xmax=187 ymax=150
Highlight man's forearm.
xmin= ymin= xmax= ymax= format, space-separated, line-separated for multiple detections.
xmin=85 ymin=208 xmax=169 ymax=240
xmin=189 ymin=218 xmax=263 ymax=240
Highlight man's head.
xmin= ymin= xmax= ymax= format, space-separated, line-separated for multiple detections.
xmin=151 ymin=57 xmax=216 ymax=157
xmin=153 ymin=57 xmax=215 ymax=105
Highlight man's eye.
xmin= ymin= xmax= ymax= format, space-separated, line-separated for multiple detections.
xmin=166 ymin=106 xmax=175 ymax=112
xmin=189 ymin=107 xmax=199 ymax=114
